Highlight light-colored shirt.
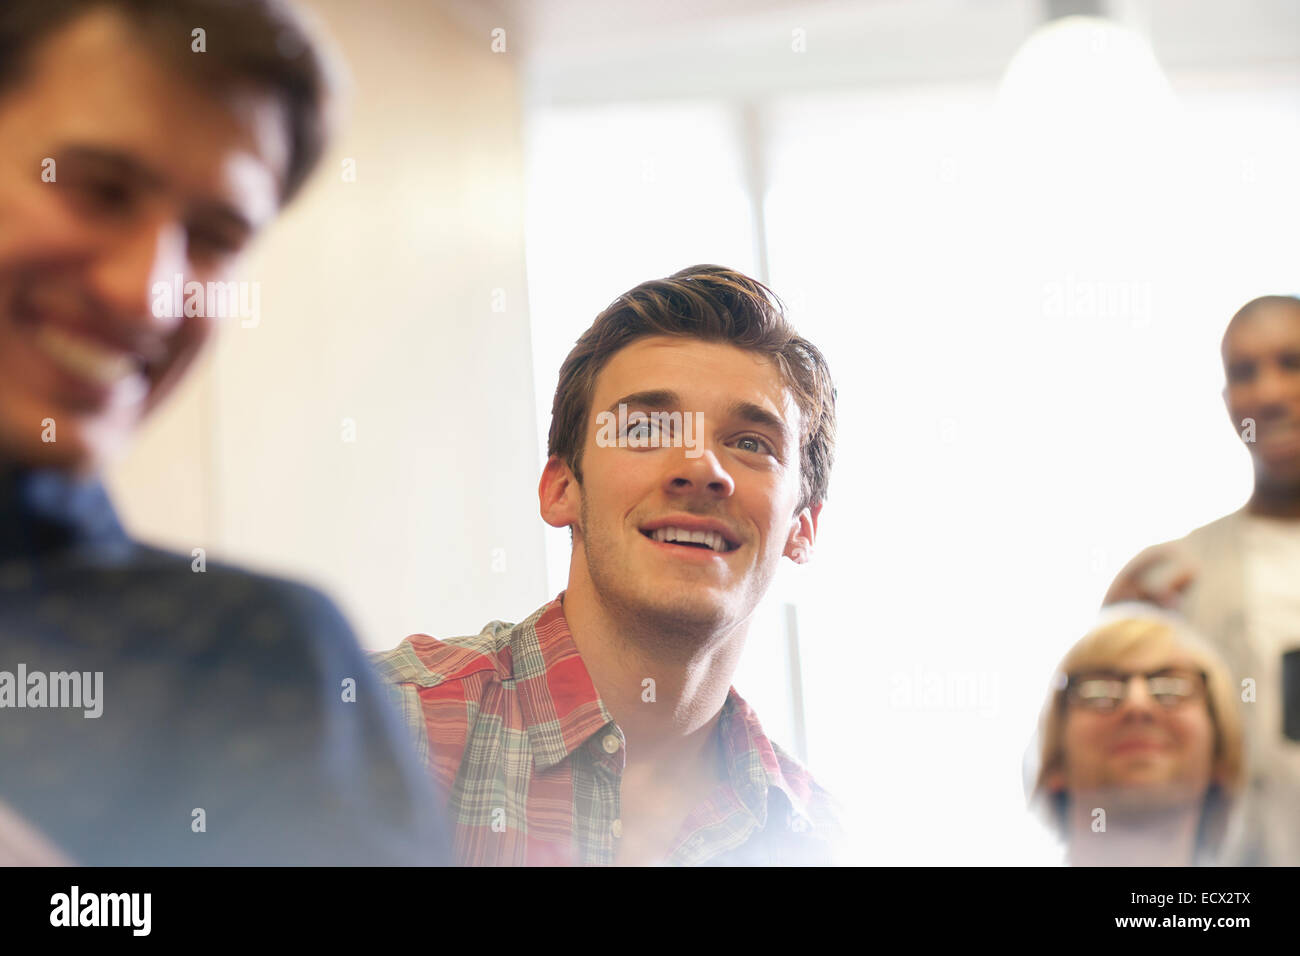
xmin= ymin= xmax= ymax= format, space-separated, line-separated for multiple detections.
xmin=1128 ymin=507 xmax=1300 ymax=864
xmin=1241 ymin=515 xmax=1300 ymax=866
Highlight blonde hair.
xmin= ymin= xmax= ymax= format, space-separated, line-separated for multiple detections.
xmin=1033 ymin=612 xmax=1244 ymax=857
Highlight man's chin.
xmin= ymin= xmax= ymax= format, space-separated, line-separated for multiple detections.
xmin=1251 ymin=446 xmax=1300 ymax=486
xmin=0 ymin=415 xmax=124 ymax=474
xmin=629 ymin=585 xmax=735 ymax=632
xmin=1084 ymin=779 xmax=1209 ymax=815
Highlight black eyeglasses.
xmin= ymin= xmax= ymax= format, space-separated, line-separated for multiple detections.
xmin=1065 ymin=668 xmax=1208 ymax=712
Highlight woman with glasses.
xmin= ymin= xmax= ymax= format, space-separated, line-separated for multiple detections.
xmin=1030 ymin=611 xmax=1245 ymax=866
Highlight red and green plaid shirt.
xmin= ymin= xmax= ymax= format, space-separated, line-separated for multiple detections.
xmin=373 ymin=593 xmax=843 ymax=865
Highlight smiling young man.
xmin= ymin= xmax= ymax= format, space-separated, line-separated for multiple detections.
xmin=1033 ymin=614 xmax=1243 ymax=866
xmin=1102 ymin=294 xmax=1300 ymax=865
xmin=376 ymin=265 xmax=840 ymax=865
xmin=0 ymin=0 xmax=446 ymax=864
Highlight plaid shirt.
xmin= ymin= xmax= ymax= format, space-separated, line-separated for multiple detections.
xmin=373 ymin=593 xmax=843 ymax=865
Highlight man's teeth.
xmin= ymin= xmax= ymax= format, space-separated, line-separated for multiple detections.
xmin=649 ymin=527 xmax=730 ymax=552
xmin=33 ymin=325 xmax=139 ymax=386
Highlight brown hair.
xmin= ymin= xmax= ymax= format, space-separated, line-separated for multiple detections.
xmin=547 ymin=265 xmax=837 ymax=514
xmin=0 ymin=0 xmax=337 ymax=204
xmin=1033 ymin=614 xmax=1245 ymax=859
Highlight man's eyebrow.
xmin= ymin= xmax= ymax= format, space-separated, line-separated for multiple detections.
xmin=59 ymin=144 xmax=167 ymax=191
xmin=605 ymin=390 xmax=681 ymax=416
xmin=724 ymin=399 xmax=792 ymax=439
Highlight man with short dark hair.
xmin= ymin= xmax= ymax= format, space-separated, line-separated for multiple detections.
xmin=1103 ymin=294 xmax=1300 ymax=865
xmin=376 ymin=265 xmax=843 ymax=865
xmin=0 ymin=0 xmax=446 ymax=865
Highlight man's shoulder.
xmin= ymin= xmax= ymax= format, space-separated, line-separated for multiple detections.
xmin=1181 ymin=507 xmax=1249 ymax=548
xmin=368 ymin=610 xmax=547 ymax=789
xmin=3 ymin=544 xmax=448 ymax=864
xmin=14 ymin=540 xmax=364 ymax=664
xmin=125 ymin=544 xmax=361 ymax=654
xmin=1119 ymin=507 xmax=1248 ymax=568
xmin=371 ymin=615 xmax=522 ymax=690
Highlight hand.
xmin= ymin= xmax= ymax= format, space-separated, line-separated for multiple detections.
xmin=1103 ymin=544 xmax=1199 ymax=610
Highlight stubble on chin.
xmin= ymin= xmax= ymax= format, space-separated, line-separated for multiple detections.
xmin=577 ymin=492 xmax=743 ymax=650
xmin=1072 ymin=776 xmax=1210 ymax=818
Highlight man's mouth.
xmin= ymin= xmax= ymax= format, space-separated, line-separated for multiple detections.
xmin=32 ymin=324 xmax=148 ymax=388
xmin=1110 ymin=737 xmax=1171 ymax=755
xmin=1256 ymin=419 xmax=1300 ymax=449
xmin=640 ymin=525 xmax=739 ymax=554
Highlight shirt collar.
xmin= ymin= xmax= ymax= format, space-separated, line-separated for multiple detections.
xmin=0 ymin=464 xmax=130 ymax=563
xmin=514 ymin=593 xmax=815 ymax=828
xmin=717 ymin=688 xmax=816 ymax=829
xmin=512 ymin=593 xmax=618 ymax=772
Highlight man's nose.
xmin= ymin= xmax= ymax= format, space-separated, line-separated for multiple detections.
xmin=85 ymin=216 xmax=189 ymax=333
xmin=1117 ymin=677 xmax=1159 ymax=718
xmin=664 ymin=446 xmax=735 ymax=498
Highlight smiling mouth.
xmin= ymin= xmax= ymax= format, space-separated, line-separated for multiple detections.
xmin=32 ymin=324 xmax=150 ymax=388
xmin=1111 ymin=739 xmax=1171 ymax=754
xmin=640 ymin=527 xmax=739 ymax=554
xmin=1256 ymin=420 xmax=1300 ymax=447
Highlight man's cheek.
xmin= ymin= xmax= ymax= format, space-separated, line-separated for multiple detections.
xmin=0 ymin=190 xmax=96 ymax=268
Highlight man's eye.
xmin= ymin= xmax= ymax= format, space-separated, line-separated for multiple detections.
xmin=1227 ymin=362 xmax=1256 ymax=383
xmin=735 ymin=435 xmax=773 ymax=455
xmin=623 ymin=417 xmax=659 ymax=439
xmin=70 ymin=177 xmax=135 ymax=213
xmin=188 ymin=228 xmax=243 ymax=260
xmin=1148 ymin=677 xmax=1192 ymax=698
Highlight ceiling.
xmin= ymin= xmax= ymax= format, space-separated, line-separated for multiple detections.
xmin=440 ymin=0 xmax=1300 ymax=104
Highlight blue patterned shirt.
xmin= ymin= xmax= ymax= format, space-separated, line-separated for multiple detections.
xmin=0 ymin=465 xmax=447 ymax=865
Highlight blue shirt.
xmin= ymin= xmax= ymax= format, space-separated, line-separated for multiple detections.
xmin=0 ymin=466 xmax=447 ymax=865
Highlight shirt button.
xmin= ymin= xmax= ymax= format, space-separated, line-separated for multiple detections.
xmin=611 ymin=819 xmax=623 ymax=839
xmin=601 ymin=734 xmax=620 ymax=754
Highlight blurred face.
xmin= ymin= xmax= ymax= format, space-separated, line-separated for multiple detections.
xmin=551 ymin=336 xmax=818 ymax=638
xmin=0 ymin=9 xmax=288 ymax=470
xmin=1222 ymin=302 xmax=1300 ymax=486
xmin=1057 ymin=648 xmax=1216 ymax=812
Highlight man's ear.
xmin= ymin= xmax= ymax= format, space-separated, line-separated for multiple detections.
xmin=1044 ymin=767 xmax=1067 ymax=794
xmin=539 ymin=455 xmax=580 ymax=530
xmin=1222 ymin=380 xmax=1250 ymax=442
xmin=784 ymin=501 xmax=822 ymax=565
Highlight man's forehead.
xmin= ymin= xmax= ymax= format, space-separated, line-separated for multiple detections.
xmin=1223 ymin=301 xmax=1300 ymax=356
xmin=1083 ymin=650 xmax=1198 ymax=673
xmin=594 ymin=337 xmax=798 ymax=421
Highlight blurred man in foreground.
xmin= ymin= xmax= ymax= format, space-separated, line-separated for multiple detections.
xmin=376 ymin=265 xmax=842 ymax=865
xmin=0 ymin=0 xmax=445 ymax=864
xmin=1032 ymin=613 xmax=1244 ymax=866
xmin=1103 ymin=295 xmax=1300 ymax=864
